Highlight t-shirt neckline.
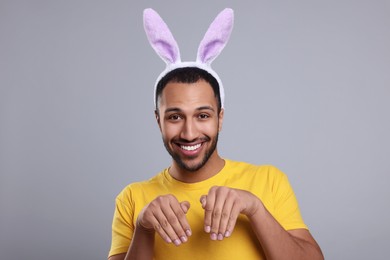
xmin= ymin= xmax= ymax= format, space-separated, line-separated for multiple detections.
xmin=162 ymin=159 xmax=230 ymax=190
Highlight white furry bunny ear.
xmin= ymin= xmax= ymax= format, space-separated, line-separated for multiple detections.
xmin=143 ymin=8 xmax=181 ymax=64
xmin=197 ymin=8 xmax=234 ymax=65
xmin=144 ymin=8 xmax=234 ymax=109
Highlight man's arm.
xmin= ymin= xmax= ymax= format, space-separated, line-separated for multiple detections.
xmin=108 ymin=222 xmax=155 ymax=260
xmin=201 ymin=186 xmax=324 ymax=260
xmin=108 ymin=253 xmax=126 ymax=260
xmin=248 ymin=202 xmax=323 ymax=260
xmin=108 ymin=194 xmax=191 ymax=260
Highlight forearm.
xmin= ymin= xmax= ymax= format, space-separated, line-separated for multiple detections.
xmin=125 ymin=225 xmax=155 ymax=260
xmin=248 ymin=203 xmax=323 ymax=260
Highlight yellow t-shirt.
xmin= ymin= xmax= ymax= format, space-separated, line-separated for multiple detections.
xmin=109 ymin=160 xmax=308 ymax=259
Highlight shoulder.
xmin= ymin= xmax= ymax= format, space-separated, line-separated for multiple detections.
xmin=225 ymin=159 xmax=286 ymax=178
xmin=222 ymin=159 xmax=289 ymax=190
xmin=115 ymin=170 xmax=167 ymax=203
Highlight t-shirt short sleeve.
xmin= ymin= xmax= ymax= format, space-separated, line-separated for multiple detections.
xmin=108 ymin=187 xmax=135 ymax=258
xmin=270 ymin=168 xmax=308 ymax=231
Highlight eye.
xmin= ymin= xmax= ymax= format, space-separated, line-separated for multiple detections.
xmin=198 ymin=113 xmax=210 ymax=120
xmin=168 ymin=114 xmax=182 ymax=121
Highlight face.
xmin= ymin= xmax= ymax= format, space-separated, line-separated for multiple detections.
xmin=156 ymin=80 xmax=223 ymax=172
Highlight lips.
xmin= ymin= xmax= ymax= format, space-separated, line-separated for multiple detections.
xmin=174 ymin=141 xmax=204 ymax=157
xmin=181 ymin=143 xmax=202 ymax=151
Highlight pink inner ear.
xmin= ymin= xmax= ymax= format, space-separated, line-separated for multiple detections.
xmin=144 ymin=8 xmax=180 ymax=64
xmin=197 ymin=8 xmax=234 ymax=64
xmin=200 ymin=39 xmax=226 ymax=64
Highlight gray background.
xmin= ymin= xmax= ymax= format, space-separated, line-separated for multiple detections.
xmin=1 ymin=0 xmax=389 ymax=259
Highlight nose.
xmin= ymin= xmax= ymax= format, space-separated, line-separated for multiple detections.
xmin=179 ymin=118 xmax=199 ymax=141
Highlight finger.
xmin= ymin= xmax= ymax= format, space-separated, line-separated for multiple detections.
xmin=156 ymin=207 xmax=184 ymax=246
xmin=200 ymin=195 xmax=207 ymax=209
xmin=217 ymin=194 xmax=235 ymax=240
xmin=171 ymin=204 xmax=191 ymax=243
xmin=209 ymin=188 xmax=228 ymax=240
xmin=160 ymin=201 xmax=190 ymax=245
xmin=224 ymin=202 xmax=241 ymax=238
xmin=179 ymin=201 xmax=192 ymax=237
xmin=203 ymin=189 xmax=217 ymax=234
xmin=180 ymin=201 xmax=190 ymax=213
xmin=148 ymin=196 xmax=186 ymax=246
xmin=149 ymin=207 xmax=177 ymax=244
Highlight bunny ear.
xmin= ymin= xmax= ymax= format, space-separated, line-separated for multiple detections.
xmin=143 ymin=8 xmax=181 ymax=65
xmin=197 ymin=8 xmax=234 ymax=65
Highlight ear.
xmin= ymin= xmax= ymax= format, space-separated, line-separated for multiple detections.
xmin=218 ymin=108 xmax=224 ymax=132
xmin=143 ymin=8 xmax=181 ymax=65
xmin=155 ymin=110 xmax=162 ymax=131
xmin=197 ymin=8 xmax=234 ymax=65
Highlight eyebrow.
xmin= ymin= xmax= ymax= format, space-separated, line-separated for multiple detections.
xmin=164 ymin=106 xmax=215 ymax=113
xmin=197 ymin=106 xmax=215 ymax=112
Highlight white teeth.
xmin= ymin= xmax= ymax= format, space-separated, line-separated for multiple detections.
xmin=181 ymin=143 xmax=201 ymax=151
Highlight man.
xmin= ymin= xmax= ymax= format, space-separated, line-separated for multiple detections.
xmin=108 ymin=8 xmax=323 ymax=260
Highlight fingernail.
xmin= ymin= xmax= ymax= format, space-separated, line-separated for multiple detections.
xmin=205 ymin=226 xmax=211 ymax=233
xmin=224 ymin=231 xmax=231 ymax=237
xmin=186 ymin=229 xmax=192 ymax=237
xmin=180 ymin=236 xmax=187 ymax=243
xmin=210 ymin=233 xmax=217 ymax=240
xmin=174 ymin=239 xmax=181 ymax=246
xmin=166 ymin=237 xmax=172 ymax=243
xmin=217 ymin=233 xmax=224 ymax=240
xmin=200 ymin=197 xmax=206 ymax=207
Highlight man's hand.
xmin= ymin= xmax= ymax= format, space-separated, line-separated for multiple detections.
xmin=200 ymin=186 xmax=260 ymax=241
xmin=137 ymin=194 xmax=192 ymax=246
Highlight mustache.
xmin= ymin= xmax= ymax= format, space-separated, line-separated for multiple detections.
xmin=173 ymin=136 xmax=210 ymax=143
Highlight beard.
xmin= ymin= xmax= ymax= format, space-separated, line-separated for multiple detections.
xmin=162 ymin=133 xmax=219 ymax=172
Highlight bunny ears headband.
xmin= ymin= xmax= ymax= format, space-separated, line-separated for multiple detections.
xmin=143 ymin=8 xmax=234 ymax=108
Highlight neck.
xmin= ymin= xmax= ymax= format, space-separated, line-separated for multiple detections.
xmin=169 ymin=152 xmax=225 ymax=183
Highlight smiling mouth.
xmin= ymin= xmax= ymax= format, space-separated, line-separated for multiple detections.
xmin=180 ymin=143 xmax=202 ymax=151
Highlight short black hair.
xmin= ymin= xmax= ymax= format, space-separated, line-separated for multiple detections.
xmin=155 ymin=67 xmax=221 ymax=112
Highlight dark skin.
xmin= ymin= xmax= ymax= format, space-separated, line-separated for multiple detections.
xmin=109 ymin=80 xmax=324 ymax=260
